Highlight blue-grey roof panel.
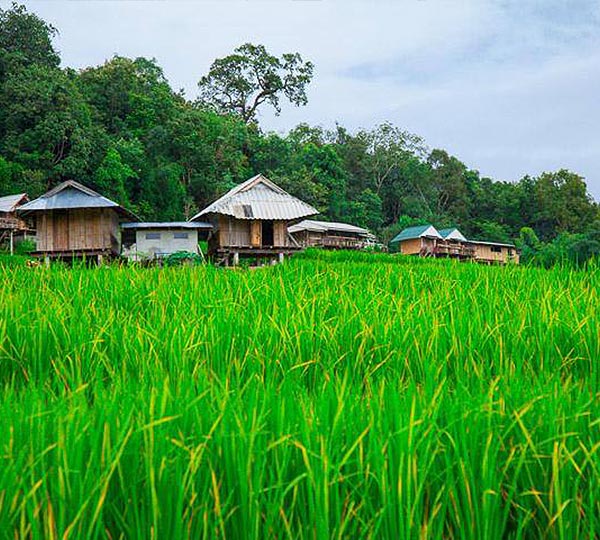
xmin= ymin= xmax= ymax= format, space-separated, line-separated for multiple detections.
xmin=18 ymin=180 xmax=137 ymax=219
xmin=121 ymin=221 xmax=212 ymax=230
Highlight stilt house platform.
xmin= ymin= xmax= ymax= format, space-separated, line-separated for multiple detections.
xmin=18 ymin=180 xmax=137 ymax=262
xmin=191 ymin=174 xmax=318 ymax=265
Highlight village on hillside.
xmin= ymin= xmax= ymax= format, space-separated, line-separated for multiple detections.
xmin=0 ymin=175 xmax=518 ymax=266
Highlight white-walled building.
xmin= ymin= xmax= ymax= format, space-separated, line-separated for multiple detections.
xmin=121 ymin=222 xmax=212 ymax=260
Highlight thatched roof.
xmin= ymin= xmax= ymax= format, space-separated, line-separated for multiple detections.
xmin=191 ymin=174 xmax=318 ymax=221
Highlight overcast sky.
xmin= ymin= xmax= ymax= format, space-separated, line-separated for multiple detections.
xmin=9 ymin=0 xmax=600 ymax=198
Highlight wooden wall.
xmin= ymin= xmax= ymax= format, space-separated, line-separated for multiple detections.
xmin=217 ymin=217 xmax=289 ymax=248
xmin=36 ymin=208 xmax=120 ymax=254
xmin=472 ymin=243 xmax=517 ymax=264
xmin=400 ymin=237 xmax=423 ymax=255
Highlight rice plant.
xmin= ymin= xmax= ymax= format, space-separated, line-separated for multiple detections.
xmin=0 ymin=252 xmax=598 ymax=539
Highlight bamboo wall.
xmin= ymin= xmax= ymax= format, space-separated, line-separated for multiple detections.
xmin=36 ymin=208 xmax=120 ymax=254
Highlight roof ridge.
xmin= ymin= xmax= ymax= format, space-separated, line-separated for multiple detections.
xmin=44 ymin=180 xmax=102 ymax=199
xmin=191 ymin=173 xmax=318 ymax=221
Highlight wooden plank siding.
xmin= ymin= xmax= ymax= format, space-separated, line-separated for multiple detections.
xmin=472 ymin=243 xmax=518 ymax=264
xmin=36 ymin=209 xmax=121 ymax=254
xmin=216 ymin=217 xmax=289 ymax=249
xmin=400 ymin=238 xmax=423 ymax=255
xmin=273 ymin=221 xmax=287 ymax=247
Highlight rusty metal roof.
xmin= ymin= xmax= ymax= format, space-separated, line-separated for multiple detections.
xmin=18 ymin=180 xmax=137 ymax=219
xmin=0 ymin=193 xmax=28 ymax=213
xmin=191 ymin=174 xmax=318 ymax=221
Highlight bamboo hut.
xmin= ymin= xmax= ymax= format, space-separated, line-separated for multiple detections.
xmin=18 ymin=180 xmax=136 ymax=262
xmin=0 ymin=193 xmax=31 ymax=254
xmin=191 ymin=174 xmax=318 ymax=265
xmin=288 ymin=219 xmax=376 ymax=250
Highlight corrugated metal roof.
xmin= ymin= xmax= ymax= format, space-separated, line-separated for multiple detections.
xmin=438 ymin=228 xmax=467 ymax=241
xmin=18 ymin=180 xmax=137 ymax=219
xmin=390 ymin=224 xmax=441 ymax=243
xmin=469 ymin=239 xmax=516 ymax=248
xmin=0 ymin=193 xmax=28 ymax=213
xmin=191 ymin=174 xmax=318 ymax=221
xmin=289 ymin=219 xmax=371 ymax=236
xmin=121 ymin=221 xmax=212 ymax=230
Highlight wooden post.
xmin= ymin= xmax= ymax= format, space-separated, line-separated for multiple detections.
xmin=232 ymin=251 xmax=239 ymax=266
xmin=9 ymin=230 xmax=14 ymax=255
xmin=44 ymin=255 xmax=50 ymax=268
xmin=278 ymin=252 xmax=284 ymax=264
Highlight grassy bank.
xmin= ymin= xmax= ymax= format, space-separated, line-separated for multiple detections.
xmin=0 ymin=253 xmax=598 ymax=538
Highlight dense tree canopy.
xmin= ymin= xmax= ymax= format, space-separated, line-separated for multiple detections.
xmin=0 ymin=3 xmax=598 ymax=261
xmin=198 ymin=43 xmax=314 ymax=124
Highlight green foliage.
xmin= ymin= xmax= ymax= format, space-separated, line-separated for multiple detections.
xmin=0 ymin=257 xmax=599 ymax=537
xmin=163 ymin=250 xmax=203 ymax=266
xmin=0 ymin=2 xmax=59 ymax=78
xmin=14 ymin=237 xmax=35 ymax=254
xmin=198 ymin=43 xmax=314 ymax=123
xmin=519 ymin=222 xmax=600 ymax=268
xmin=93 ymin=147 xmax=136 ymax=205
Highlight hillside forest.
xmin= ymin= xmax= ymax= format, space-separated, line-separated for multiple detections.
xmin=1 ymin=3 xmax=599 ymax=265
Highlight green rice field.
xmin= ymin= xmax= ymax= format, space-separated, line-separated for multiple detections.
xmin=0 ymin=251 xmax=598 ymax=539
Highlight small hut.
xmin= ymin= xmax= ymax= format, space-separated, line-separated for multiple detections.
xmin=389 ymin=224 xmax=442 ymax=255
xmin=0 ymin=193 xmax=31 ymax=254
xmin=121 ymin=221 xmax=212 ymax=261
xmin=288 ymin=219 xmax=376 ymax=250
xmin=18 ymin=180 xmax=136 ymax=262
xmin=191 ymin=174 xmax=318 ymax=265
xmin=469 ymin=240 xmax=519 ymax=264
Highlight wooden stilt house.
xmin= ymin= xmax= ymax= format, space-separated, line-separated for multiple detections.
xmin=0 ymin=193 xmax=31 ymax=254
xmin=389 ymin=225 xmax=442 ymax=255
xmin=191 ymin=174 xmax=318 ymax=265
xmin=18 ymin=180 xmax=137 ymax=261
xmin=390 ymin=223 xmax=519 ymax=264
xmin=436 ymin=228 xmax=475 ymax=259
xmin=288 ymin=219 xmax=377 ymax=250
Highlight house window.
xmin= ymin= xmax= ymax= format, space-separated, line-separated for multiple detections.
xmin=491 ymin=246 xmax=502 ymax=253
xmin=146 ymin=232 xmax=161 ymax=240
xmin=174 ymin=232 xmax=189 ymax=239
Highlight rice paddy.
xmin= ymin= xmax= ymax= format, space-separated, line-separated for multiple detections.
xmin=0 ymin=251 xmax=598 ymax=539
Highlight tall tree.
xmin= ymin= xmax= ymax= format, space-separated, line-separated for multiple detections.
xmin=0 ymin=2 xmax=59 ymax=79
xmin=198 ymin=43 xmax=313 ymax=123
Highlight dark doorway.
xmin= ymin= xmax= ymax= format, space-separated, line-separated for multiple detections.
xmin=262 ymin=220 xmax=274 ymax=247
